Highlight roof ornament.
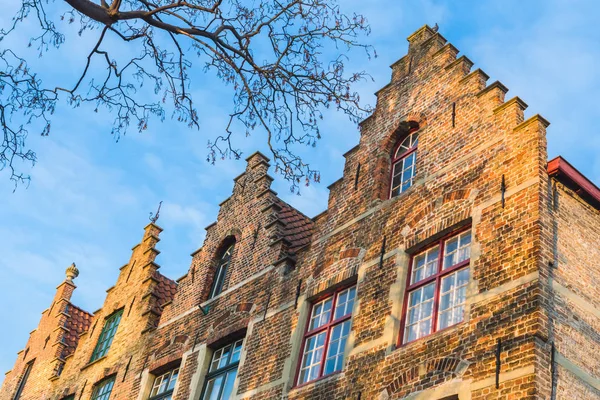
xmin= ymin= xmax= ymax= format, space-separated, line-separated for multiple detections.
xmin=149 ymin=201 xmax=163 ymax=224
xmin=66 ymin=263 xmax=79 ymax=282
xmin=432 ymin=23 xmax=439 ymax=33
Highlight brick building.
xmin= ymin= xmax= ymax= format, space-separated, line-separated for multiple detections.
xmin=2 ymin=25 xmax=600 ymax=400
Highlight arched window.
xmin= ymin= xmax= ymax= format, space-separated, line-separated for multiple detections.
xmin=390 ymin=129 xmax=419 ymax=198
xmin=209 ymin=242 xmax=235 ymax=299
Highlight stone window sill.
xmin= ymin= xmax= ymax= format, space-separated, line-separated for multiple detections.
xmin=80 ymin=355 xmax=107 ymax=371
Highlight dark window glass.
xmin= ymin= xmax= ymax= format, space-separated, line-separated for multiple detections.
xmin=90 ymin=309 xmax=123 ymax=362
xmin=200 ymin=339 xmax=244 ymax=400
xmin=13 ymin=360 xmax=34 ymax=400
xmin=91 ymin=376 xmax=116 ymax=400
xmin=209 ymin=243 xmax=235 ymax=299
xmin=149 ymin=367 xmax=179 ymax=400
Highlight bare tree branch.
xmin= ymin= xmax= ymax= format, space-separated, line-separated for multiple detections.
xmin=0 ymin=0 xmax=373 ymax=191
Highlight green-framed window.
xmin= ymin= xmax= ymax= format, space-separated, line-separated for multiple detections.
xmin=91 ymin=376 xmax=116 ymax=400
xmin=90 ymin=309 xmax=123 ymax=362
xmin=13 ymin=359 xmax=34 ymax=400
xmin=149 ymin=367 xmax=179 ymax=400
xmin=209 ymin=243 xmax=235 ymax=299
xmin=200 ymin=339 xmax=243 ymax=400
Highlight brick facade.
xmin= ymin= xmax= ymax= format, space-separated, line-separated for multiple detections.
xmin=2 ymin=25 xmax=600 ymax=400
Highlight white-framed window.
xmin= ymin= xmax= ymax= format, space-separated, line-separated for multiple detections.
xmin=390 ymin=130 xmax=419 ymax=198
xmin=200 ymin=339 xmax=243 ymax=400
xmin=401 ymin=229 xmax=472 ymax=344
xmin=296 ymin=286 xmax=356 ymax=385
xmin=149 ymin=367 xmax=179 ymax=400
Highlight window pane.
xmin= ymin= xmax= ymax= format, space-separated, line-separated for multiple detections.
xmin=91 ymin=377 xmax=115 ymax=400
xmin=391 ymin=132 xmax=419 ymax=198
xmin=91 ymin=310 xmax=123 ymax=362
xmin=13 ymin=361 xmax=34 ymax=400
xmin=167 ymin=369 xmax=178 ymax=391
xmin=202 ymin=338 xmax=242 ymax=400
xmin=411 ymin=132 xmax=419 ymax=147
xmin=298 ymin=331 xmax=327 ymax=384
xmin=404 ymin=282 xmax=435 ymax=343
xmin=222 ymin=244 xmax=234 ymax=260
xmin=324 ymin=320 xmax=351 ymax=375
xmin=391 ymin=162 xmax=402 ymax=197
xmin=210 ymin=346 xmax=226 ymax=372
xmin=411 ymin=246 xmax=439 ymax=284
xmin=401 ymin=166 xmax=413 ymax=187
xmin=209 ymin=265 xmax=227 ymax=299
xmin=203 ymin=375 xmax=224 ymax=400
xmin=438 ymin=268 xmax=469 ymax=330
xmin=404 ymin=151 xmax=416 ymax=166
xmin=218 ymin=345 xmax=231 ymax=369
xmin=220 ymin=369 xmax=237 ymax=400
xmin=151 ymin=368 xmax=179 ymax=396
xmin=334 ymin=287 xmax=356 ymax=320
xmin=230 ymin=339 xmax=243 ymax=364
xmin=395 ymin=131 xmax=419 ymax=158
xmin=210 ymin=339 xmax=243 ymax=373
xmin=443 ymin=230 xmax=472 ymax=269
xmin=209 ymin=244 xmax=234 ymax=299
xmin=309 ymin=298 xmax=332 ymax=330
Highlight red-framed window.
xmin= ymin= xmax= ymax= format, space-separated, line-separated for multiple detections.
xmin=399 ymin=229 xmax=472 ymax=345
xmin=390 ymin=129 xmax=419 ymax=198
xmin=296 ymin=285 xmax=356 ymax=386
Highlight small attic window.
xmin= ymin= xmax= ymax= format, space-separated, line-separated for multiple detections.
xmin=209 ymin=242 xmax=235 ymax=299
xmin=90 ymin=309 xmax=123 ymax=362
xmin=390 ymin=128 xmax=419 ymax=198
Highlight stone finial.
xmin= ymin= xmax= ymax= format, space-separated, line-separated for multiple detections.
xmin=65 ymin=263 xmax=79 ymax=282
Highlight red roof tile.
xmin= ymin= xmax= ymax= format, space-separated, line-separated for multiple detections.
xmin=63 ymin=304 xmax=92 ymax=358
xmin=275 ymin=199 xmax=315 ymax=254
xmin=151 ymin=271 xmax=178 ymax=318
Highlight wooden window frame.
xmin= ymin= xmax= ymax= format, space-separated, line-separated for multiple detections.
xmin=90 ymin=309 xmax=123 ymax=362
xmin=199 ymin=338 xmax=244 ymax=400
xmin=208 ymin=243 xmax=235 ymax=300
xmin=148 ymin=367 xmax=179 ymax=400
xmin=294 ymin=285 xmax=356 ymax=387
xmin=389 ymin=128 xmax=420 ymax=199
xmin=90 ymin=375 xmax=116 ymax=400
xmin=13 ymin=359 xmax=34 ymax=400
xmin=398 ymin=227 xmax=471 ymax=347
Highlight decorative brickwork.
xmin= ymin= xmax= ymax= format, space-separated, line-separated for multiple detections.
xmin=2 ymin=24 xmax=600 ymax=400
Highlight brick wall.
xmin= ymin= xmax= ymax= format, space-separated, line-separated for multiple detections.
xmin=2 ymin=24 xmax=599 ymax=400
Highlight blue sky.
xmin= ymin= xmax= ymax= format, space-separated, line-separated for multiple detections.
xmin=1 ymin=0 xmax=600 ymax=377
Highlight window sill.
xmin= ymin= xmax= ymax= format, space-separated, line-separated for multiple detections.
xmin=148 ymin=390 xmax=174 ymax=400
xmin=396 ymin=322 xmax=463 ymax=350
xmin=387 ymin=178 xmax=421 ymax=202
xmin=80 ymin=355 xmax=107 ymax=371
xmin=291 ymin=371 xmax=344 ymax=391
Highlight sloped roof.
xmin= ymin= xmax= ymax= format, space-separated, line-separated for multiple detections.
xmin=276 ymin=199 xmax=315 ymax=254
xmin=151 ymin=271 xmax=178 ymax=316
xmin=548 ymin=156 xmax=600 ymax=210
xmin=63 ymin=304 xmax=93 ymax=358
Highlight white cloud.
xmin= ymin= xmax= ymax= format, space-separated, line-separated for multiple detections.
xmin=2 ymin=0 xmax=600 ymax=379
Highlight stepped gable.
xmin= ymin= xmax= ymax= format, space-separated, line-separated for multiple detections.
xmin=63 ymin=304 xmax=92 ymax=358
xmin=274 ymin=198 xmax=314 ymax=254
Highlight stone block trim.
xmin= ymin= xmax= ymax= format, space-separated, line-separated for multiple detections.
xmin=2 ymin=24 xmax=600 ymax=400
